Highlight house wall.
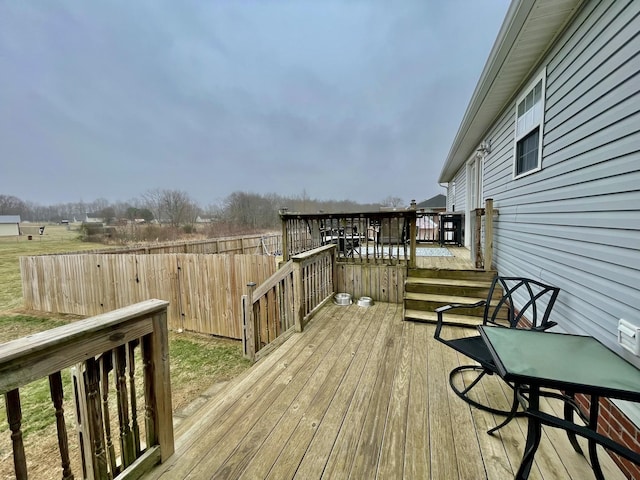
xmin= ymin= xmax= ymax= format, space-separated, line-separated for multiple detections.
xmin=449 ymin=2 xmax=640 ymax=470
xmin=460 ymin=0 xmax=640 ymax=356
xmin=446 ymin=168 xmax=467 ymax=213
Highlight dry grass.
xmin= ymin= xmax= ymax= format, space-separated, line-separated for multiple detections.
xmin=0 ymin=226 xmax=251 ymax=479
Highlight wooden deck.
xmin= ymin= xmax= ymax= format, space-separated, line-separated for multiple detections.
xmin=415 ymin=246 xmax=477 ymax=270
xmin=146 ymin=302 xmax=625 ymax=480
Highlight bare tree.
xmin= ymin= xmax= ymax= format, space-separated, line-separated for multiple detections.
xmin=163 ymin=190 xmax=197 ymax=227
xmin=0 ymin=194 xmax=27 ymax=216
xmin=380 ymin=196 xmax=404 ymax=208
xmin=142 ymin=189 xmax=197 ymax=227
xmin=141 ymin=188 xmax=164 ymax=223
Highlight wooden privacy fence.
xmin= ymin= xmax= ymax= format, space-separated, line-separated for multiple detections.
xmin=21 ymin=254 xmax=277 ymax=339
xmin=0 ymin=299 xmax=173 ymax=480
xmin=53 ymin=233 xmax=282 ymax=256
xmin=242 ymin=245 xmax=336 ymax=361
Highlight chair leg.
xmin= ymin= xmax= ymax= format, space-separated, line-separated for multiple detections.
xmin=449 ymin=366 xmax=526 ymax=418
xmin=488 ymin=386 xmax=521 ymax=435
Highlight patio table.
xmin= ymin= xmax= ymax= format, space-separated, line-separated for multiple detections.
xmin=479 ymin=326 xmax=640 ymax=480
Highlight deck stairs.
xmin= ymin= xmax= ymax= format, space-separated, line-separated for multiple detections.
xmin=403 ymin=268 xmax=500 ymax=327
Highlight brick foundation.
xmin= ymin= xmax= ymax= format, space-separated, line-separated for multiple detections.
xmin=574 ymin=395 xmax=640 ymax=480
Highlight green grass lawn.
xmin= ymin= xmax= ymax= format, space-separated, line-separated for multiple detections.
xmin=0 ymin=226 xmax=251 ymax=477
xmin=0 ymin=224 xmax=104 ymax=311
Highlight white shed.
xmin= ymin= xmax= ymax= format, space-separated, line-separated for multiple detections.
xmin=0 ymin=215 xmax=21 ymax=236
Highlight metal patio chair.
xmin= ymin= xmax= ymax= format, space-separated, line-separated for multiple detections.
xmin=434 ymin=276 xmax=561 ymax=433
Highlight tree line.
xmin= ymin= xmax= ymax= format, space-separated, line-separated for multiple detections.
xmin=0 ymin=191 xmax=404 ymax=230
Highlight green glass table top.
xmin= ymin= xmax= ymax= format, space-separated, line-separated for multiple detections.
xmin=480 ymin=327 xmax=640 ymax=398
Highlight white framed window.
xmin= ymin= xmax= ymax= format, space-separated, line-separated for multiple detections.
xmin=514 ymin=69 xmax=546 ymax=178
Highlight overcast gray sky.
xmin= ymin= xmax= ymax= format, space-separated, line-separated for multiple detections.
xmin=0 ymin=0 xmax=511 ymax=207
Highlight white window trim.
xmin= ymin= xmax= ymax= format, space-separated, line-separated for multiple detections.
xmin=513 ymin=67 xmax=546 ymax=179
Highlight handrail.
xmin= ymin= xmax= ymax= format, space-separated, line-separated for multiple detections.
xmin=279 ymin=205 xmax=418 ymax=267
xmin=242 ymin=245 xmax=337 ymax=361
xmin=0 ymin=299 xmax=174 ymax=479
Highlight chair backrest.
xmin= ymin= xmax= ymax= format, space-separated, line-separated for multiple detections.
xmin=483 ymin=277 xmax=560 ymax=329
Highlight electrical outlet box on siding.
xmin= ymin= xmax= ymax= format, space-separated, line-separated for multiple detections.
xmin=618 ymin=319 xmax=640 ymax=356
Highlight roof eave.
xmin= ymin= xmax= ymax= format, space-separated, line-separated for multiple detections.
xmin=438 ymin=0 xmax=583 ymax=183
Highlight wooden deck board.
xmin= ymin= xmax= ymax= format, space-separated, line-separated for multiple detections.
xmin=145 ymin=303 xmax=626 ymax=480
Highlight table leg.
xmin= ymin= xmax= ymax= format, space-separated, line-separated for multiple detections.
xmin=588 ymin=395 xmax=605 ymax=480
xmin=564 ymin=391 xmax=584 ymax=455
xmin=516 ymin=386 xmax=542 ymax=480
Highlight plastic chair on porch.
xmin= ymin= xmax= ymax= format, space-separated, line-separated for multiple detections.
xmin=434 ymin=276 xmax=561 ymax=434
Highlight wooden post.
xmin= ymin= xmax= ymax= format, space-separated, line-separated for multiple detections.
xmin=100 ymin=352 xmax=118 ymax=475
xmin=409 ymin=200 xmax=417 ymax=269
xmin=150 ymin=310 xmax=174 ymax=462
xmin=244 ymin=282 xmax=257 ymax=360
xmin=49 ymin=372 xmax=74 ymax=480
xmin=5 ymin=389 xmax=27 ymax=480
xmin=86 ymin=357 xmax=109 ymax=478
xmin=484 ymin=198 xmax=494 ymax=271
xmin=475 ymin=208 xmax=483 ymax=269
xmin=292 ymin=261 xmax=304 ymax=332
xmin=280 ymin=209 xmax=289 ymax=262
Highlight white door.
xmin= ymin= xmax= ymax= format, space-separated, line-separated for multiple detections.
xmin=465 ymin=156 xmax=483 ymax=246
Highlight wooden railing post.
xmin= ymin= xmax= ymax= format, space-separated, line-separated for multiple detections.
xmin=150 ymin=310 xmax=174 ymax=462
xmin=474 ymin=208 xmax=483 ymax=268
xmin=5 ymin=389 xmax=27 ymax=480
xmin=292 ymin=261 xmax=304 ymax=332
xmin=409 ymin=200 xmax=417 ymax=269
xmin=484 ymin=198 xmax=494 ymax=271
xmin=244 ymin=282 xmax=257 ymax=360
xmin=280 ymin=209 xmax=289 ymax=262
xmin=49 ymin=372 xmax=73 ymax=480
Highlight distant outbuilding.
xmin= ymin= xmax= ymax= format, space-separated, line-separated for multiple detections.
xmin=0 ymin=215 xmax=21 ymax=236
xmin=416 ymin=194 xmax=446 ymax=211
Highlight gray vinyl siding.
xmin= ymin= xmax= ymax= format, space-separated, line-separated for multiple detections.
xmin=447 ymin=169 xmax=466 ymax=213
xmin=458 ymin=0 xmax=640 ymax=367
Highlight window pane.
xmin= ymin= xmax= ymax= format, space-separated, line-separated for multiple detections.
xmin=534 ymin=80 xmax=542 ymax=102
xmin=516 ymin=128 xmax=539 ymax=175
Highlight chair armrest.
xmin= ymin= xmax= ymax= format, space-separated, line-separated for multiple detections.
xmin=434 ymin=300 xmax=487 ymax=342
xmin=532 ymin=321 xmax=558 ymax=331
xmin=435 ymin=301 xmax=486 ymax=314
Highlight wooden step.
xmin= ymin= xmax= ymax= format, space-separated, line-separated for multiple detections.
xmin=404 ymin=277 xmax=495 ymax=297
xmin=404 ymin=292 xmax=487 ymax=305
xmin=404 ymin=309 xmax=484 ymax=327
xmin=403 ymin=292 xmax=507 ymax=319
xmin=407 ymin=268 xmax=497 ymax=281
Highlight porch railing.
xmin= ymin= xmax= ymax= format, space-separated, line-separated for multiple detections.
xmin=472 ymin=198 xmax=497 ymax=270
xmin=0 ymin=299 xmax=174 ymax=480
xmin=242 ymin=244 xmax=337 ymax=361
xmin=279 ymin=205 xmax=419 ymax=268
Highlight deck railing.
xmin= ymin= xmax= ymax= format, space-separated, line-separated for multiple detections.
xmin=0 ymin=299 xmax=174 ymax=480
xmin=279 ymin=206 xmax=420 ymax=267
xmin=472 ymin=198 xmax=497 ymax=271
xmin=242 ymin=244 xmax=337 ymax=361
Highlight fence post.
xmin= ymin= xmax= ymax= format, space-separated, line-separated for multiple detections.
xmin=409 ymin=200 xmax=417 ymax=269
xmin=244 ymin=282 xmax=257 ymax=360
xmin=484 ymin=198 xmax=494 ymax=271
